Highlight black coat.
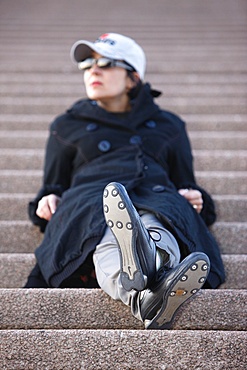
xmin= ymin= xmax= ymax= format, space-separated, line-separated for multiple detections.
xmin=29 ymin=84 xmax=225 ymax=288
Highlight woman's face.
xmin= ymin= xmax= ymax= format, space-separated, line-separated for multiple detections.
xmin=83 ymin=52 xmax=136 ymax=112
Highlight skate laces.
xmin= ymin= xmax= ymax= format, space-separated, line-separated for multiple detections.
xmin=148 ymin=229 xmax=162 ymax=243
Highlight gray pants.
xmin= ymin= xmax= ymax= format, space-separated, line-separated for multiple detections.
xmin=93 ymin=212 xmax=181 ymax=321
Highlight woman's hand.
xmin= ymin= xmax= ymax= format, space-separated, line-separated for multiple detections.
xmin=36 ymin=194 xmax=61 ymax=221
xmin=178 ymin=188 xmax=203 ymax=213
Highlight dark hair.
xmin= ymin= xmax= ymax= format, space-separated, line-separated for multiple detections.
xmin=127 ymin=71 xmax=142 ymax=99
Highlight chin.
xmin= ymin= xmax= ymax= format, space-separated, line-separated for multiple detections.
xmin=86 ymin=90 xmax=103 ymax=101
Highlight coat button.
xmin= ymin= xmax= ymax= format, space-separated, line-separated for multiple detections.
xmin=145 ymin=120 xmax=156 ymax=128
xmin=152 ymin=184 xmax=165 ymax=192
xmin=98 ymin=140 xmax=111 ymax=152
xmin=129 ymin=135 xmax=142 ymax=144
xmin=86 ymin=123 xmax=98 ymax=131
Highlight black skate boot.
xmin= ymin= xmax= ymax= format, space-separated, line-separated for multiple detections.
xmin=103 ymin=182 xmax=157 ymax=291
xmin=139 ymin=252 xmax=210 ymax=329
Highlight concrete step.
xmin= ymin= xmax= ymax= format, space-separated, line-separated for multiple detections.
xmin=1 ymin=96 xmax=246 ymax=115
xmin=0 ymin=253 xmax=245 ymax=289
xmin=1 ymin=0 xmax=246 ymax=366
xmin=1 ymin=72 xmax=247 ymax=85
xmin=194 ymin=150 xmax=247 ymax=171
xmin=213 ymin=195 xmax=247 ymax=222
xmin=1 ymin=170 xmax=246 ymax=195
xmin=1 ymin=220 xmax=246 ymax=254
xmin=1 ymin=25 xmax=245 ymax=36
xmin=1 ymin=28 xmax=246 ymax=38
xmin=0 ymin=288 xmax=246 ymax=331
xmin=1 ymin=25 xmax=246 ymax=41
xmin=185 ymin=114 xmax=247 ymax=132
xmin=1 ymin=149 xmax=247 ymax=172
xmin=211 ymin=222 xmax=247 ymax=254
xmin=0 ymin=221 xmax=43 ymax=253
xmin=219 ymin=255 xmax=247 ymax=289
xmin=1 ymin=83 xmax=247 ymax=97
xmin=189 ymin=132 xmax=247 ymax=150
xmin=1 ymin=60 xmax=247 ymax=75
xmin=195 ymin=171 xmax=247 ymax=195
xmin=2 ymin=43 xmax=243 ymax=55
xmin=0 ymin=149 xmax=44 ymax=170
xmin=0 ymin=193 xmax=246 ymax=222
xmin=0 ymin=219 xmax=246 ymax=254
xmin=1 ymin=28 xmax=246 ymax=41
xmin=0 ymin=5 xmax=245 ymax=23
xmin=0 ymin=114 xmax=246 ymax=132
xmin=0 ymin=221 xmax=246 ymax=255
xmin=0 ymin=131 xmax=48 ymax=149
xmin=1 ymin=24 xmax=244 ymax=34
xmin=0 ymin=130 xmax=246 ymax=151
xmin=1 ymin=329 xmax=246 ymax=369
xmin=0 ymin=170 xmax=43 ymax=194
xmin=1 ymin=24 xmax=246 ymax=34
xmin=0 ymin=114 xmax=52 ymax=131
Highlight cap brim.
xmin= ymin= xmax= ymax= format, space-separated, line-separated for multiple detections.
xmin=71 ymin=40 xmax=123 ymax=63
xmin=70 ymin=40 xmax=98 ymax=63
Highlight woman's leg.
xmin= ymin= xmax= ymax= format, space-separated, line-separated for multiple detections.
xmin=93 ymin=212 xmax=181 ymax=315
xmin=96 ymin=182 xmax=210 ymax=329
xmin=93 ymin=214 xmax=210 ymax=328
xmin=140 ymin=213 xmax=180 ymax=269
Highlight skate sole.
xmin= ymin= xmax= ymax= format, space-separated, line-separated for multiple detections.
xmin=103 ymin=183 xmax=146 ymax=291
xmin=146 ymin=255 xmax=210 ymax=329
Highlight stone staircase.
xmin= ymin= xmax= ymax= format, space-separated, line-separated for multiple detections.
xmin=0 ymin=0 xmax=246 ymax=368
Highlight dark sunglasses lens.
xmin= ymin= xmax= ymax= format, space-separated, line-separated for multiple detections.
xmin=78 ymin=58 xmax=115 ymax=70
xmin=97 ymin=58 xmax=113 ymax=68
xmin=78 ymin=58 xmax=94 ymax=70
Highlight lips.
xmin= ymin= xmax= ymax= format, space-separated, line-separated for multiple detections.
xmin=90 ymin=81 xmax=102 ymax=87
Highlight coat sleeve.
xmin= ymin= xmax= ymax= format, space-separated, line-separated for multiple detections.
xmin=168 ymin=118 xmax=217 ymax=226
xmin=28 ymin=116 xmax=76 ymax=231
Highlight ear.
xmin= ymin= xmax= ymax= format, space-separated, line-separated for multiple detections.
xmin=127 ymin=72 xmax=141 ymax=89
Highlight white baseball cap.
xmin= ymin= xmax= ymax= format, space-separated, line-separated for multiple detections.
xmin=70 ymin=33 xmax=146 ymax=80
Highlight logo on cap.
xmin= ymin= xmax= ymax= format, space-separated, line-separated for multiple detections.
xmin=96 ymin=34 xmax=116 ymax=45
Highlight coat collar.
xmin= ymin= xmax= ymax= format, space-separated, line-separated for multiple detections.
xmin=69 ymin=83 xmax=161 ymax=128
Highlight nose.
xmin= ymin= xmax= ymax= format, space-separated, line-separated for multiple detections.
xmin=89 ymin=63 xmax=102 ymax=74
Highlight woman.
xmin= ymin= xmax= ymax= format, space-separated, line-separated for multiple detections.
xmin=26 ymin=33 xmax=225 ymax=329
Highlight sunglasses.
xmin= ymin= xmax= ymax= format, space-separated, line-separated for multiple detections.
xmin=78 ymin=57 xmax=135 ymax=72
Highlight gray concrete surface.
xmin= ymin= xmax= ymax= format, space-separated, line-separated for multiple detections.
xmin=0 ymin=253 xmax=245 ymax=289
xmin=1 ymin=130 xmax=246 ymax=150
xmin=0 ymin=0 xmax=246 ymax=367
xmin=1 ymin=149 xmax=247 ymax=171
xmin=1 ymin=170 xmax=247 ymax=194
xmin=0 ymin=220 xmax=246 ymax=254
xmin=0 ymin=288 xmax=246 ymax=330
xmin=0 ymin=330 xmax=246 ymax=369
xmin=0 ymin=193 xmax=246 ymax=222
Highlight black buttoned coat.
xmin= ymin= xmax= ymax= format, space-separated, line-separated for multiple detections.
xmin=29 ymin=84 xmax=225 ymax=288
